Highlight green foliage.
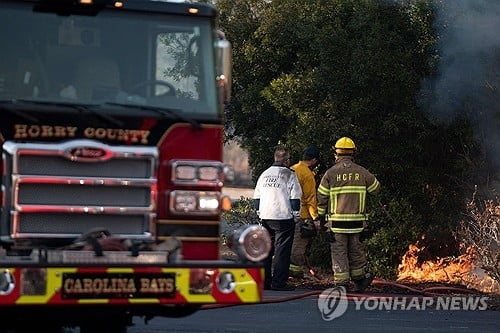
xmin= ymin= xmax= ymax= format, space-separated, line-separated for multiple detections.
xmin=218 ymin=0 xmax=439 ymax=178
xmin=364 ymin=198 xmax=422 ymax=279
xmin=220 ymin=197 xmax=260 ymax=246
xmin=308 ymin=233 xmax=333 ymax=271
xmin=221 ymin=197 xmax=259 ymax=232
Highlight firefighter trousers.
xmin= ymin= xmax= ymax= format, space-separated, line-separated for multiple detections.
xmin=330 ymin=232 xmax=366 ymax=283
xmin=290 ymin=219 xmax=313 ymax=267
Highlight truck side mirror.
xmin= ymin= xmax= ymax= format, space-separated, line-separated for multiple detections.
xmin=215 ymin=33 xmax=232 ymax=105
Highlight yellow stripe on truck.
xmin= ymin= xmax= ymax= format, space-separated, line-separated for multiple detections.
xmin=169 ymin=268 xmax=216 ymax=303
xmin=232 ymin=269 xmax=260 ymax=303
xmin=8 ymin=267 xmax=262 ymax=305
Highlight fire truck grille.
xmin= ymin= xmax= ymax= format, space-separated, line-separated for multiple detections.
xmin=2 ymin=140 xmax=158 ymax=240
xmin=15 ymin=213 xmax=148 ymax=235
xmin=18 ymin=184 xmax=151 ymax=207
xmin=17 ymin=155 xmax=152 ymax=178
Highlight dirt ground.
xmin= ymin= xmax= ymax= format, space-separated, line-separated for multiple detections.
xmin=221 ymin=187 xmax=254 ymax=200
xmin=293 ymin=272 xmax=500 ymax=311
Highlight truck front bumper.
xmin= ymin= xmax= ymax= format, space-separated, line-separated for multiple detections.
xmin=0 ymin=261 xmax=264 ymax=306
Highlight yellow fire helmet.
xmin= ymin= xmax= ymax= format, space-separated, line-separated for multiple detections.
xmin=334 ymin=137 xmax=356 ymax=154
xmin=334 ymin=137 xmax=356 ymax=149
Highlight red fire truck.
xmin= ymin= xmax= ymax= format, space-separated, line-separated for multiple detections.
xmin=0 ymin=0 xmax=270 ymax=331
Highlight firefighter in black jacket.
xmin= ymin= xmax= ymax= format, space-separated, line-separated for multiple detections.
xmin=317 ymin=137 xmax=380 ymax=291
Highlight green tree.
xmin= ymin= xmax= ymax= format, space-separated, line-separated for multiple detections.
xmin=217 ymin=0 xmax=491 ymax=278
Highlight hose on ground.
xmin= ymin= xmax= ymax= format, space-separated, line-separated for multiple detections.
xmin=200 ymin=279 xmax=484 ymax=310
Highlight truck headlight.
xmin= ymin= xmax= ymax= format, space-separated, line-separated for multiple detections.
xmin=171 ymin=161 xmax=223 ymax=186
xmin=175 ymin=165 xmax=197 ymax=180
xmin=170 ymin=191 xmax=220 ymax=215
xmin=231 ymin=225 xmax=271 ymax=263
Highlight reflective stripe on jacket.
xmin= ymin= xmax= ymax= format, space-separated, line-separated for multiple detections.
xmin=317 ymin=156 xmax=380 ymax=233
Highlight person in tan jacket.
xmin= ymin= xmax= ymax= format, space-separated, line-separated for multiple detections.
xmin=317 ymin=137 xmax=380 ymax=292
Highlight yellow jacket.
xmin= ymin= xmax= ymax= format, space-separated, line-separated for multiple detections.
xmin=291 ymin=161 xmax=319 ymax=220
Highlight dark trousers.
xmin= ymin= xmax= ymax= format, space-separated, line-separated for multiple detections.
xmin=261 ymin=218 xmax=295 ymax=288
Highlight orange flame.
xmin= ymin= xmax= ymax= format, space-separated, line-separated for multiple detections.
xmin=397 ymin=238 xmax=499 ymax=293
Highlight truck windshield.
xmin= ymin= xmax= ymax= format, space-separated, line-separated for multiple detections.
xmin=0 ymin=2 xmax=219 ymax=118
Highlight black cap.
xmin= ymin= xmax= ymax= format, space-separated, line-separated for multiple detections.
xmin=303 ymin=146 xmax=320 ymax=161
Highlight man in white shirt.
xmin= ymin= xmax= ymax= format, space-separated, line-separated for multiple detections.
xmin=254 ymin=147 xmax=302 ymax=291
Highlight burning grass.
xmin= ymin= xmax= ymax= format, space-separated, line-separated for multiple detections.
xmin=395 ymin=192 xmax=499 ymax=294
xmin=397 ymin=238 xmax=499 ymax=294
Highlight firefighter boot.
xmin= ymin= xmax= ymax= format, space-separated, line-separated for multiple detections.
xmin=353 ymin=272 xmax=374 ymax=293
xmin=289 ymin=263 xmax=304 ymax=279
xmin=333 ymin=280 xmax=351 ymax=291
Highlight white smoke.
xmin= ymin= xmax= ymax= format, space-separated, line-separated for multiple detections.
xmin=422 ymin=0 xmax=500 ymax=182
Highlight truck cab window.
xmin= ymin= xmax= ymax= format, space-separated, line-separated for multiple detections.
xmin=156 ymin=30 xmax=200 ymax=100
xmin=0 ymin=4 xmax=219 ymax=117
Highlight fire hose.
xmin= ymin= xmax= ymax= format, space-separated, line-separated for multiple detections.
xmin=200 ymin=279 xmax=483 ymax=310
